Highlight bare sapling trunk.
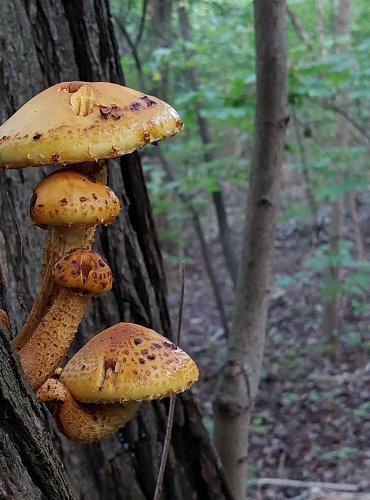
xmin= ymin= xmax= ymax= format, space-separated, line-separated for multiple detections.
xmin=178 ymin=4 xmax=239 ymax=286
xmin=213 ymin=1 xmax=288 ymax=498
xmin=321 ymin=0 xmax=351 ymax=343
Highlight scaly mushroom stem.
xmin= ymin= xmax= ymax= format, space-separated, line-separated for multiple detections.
xmin=20 ymin=287 xmax=90 ymax=390
xmin=12 ymin=162 xmax=118 ymax=351
xmin=19 ymin=248 xmax=113 ymax=390
xmin=13 ymin=226 xmax=93 ymax=350
xmin=37 ymin=378 xmax=140 ymax=443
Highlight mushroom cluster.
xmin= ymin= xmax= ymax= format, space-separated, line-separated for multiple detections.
xmin=0 ymin=81 xmax=199 ymax=442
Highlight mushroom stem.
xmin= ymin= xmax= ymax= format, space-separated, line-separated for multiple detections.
xmin=19 ymin=248 xmax=113 ymax=390
xmin=37 ymin=378 xmax=140 ymax=443
xmin=12 ymin=161 xmax=110 ymax=351
xmin=19 ymin=287 xmax=90 ymax=390
xmin=13 ymin=226 xmax=93 ymax=350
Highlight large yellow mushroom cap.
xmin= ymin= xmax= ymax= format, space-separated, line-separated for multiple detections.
xmin=60 ymin=323 xmax=200 ymax=403
xmin=0 ymin=81 xmax=183 ymax=168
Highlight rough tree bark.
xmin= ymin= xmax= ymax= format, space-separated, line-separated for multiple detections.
xmin=0 ymin=1 xmax=230 ymax=498
xmin=213 ymin=1 xmax=288 ymax=499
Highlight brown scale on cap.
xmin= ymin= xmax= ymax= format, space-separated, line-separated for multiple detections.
xmin=60 ymin=322 xmax=200 ymax=403
xmin=19 ymin=248 xmax=113 ymax=390
xmin=37 ymin=377 xmax=139 ymax=443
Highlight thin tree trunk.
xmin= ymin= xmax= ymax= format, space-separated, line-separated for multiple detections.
xmin=348 ymin=192 xmax=366 ymax=260
xmin=157 ymin=149 xmax=230 ymax=337
xmin=285 ymin=4 xmax=314 ymax=52
xmin=316 ymin=0 xmax=327 ymax=57
xmin=213 ymin=1 xmax=288 ymax=499
xmin=0 ymin=1 xmax=230 ymax=498
xmin=292 ymin=108 xmax=320 ymax=234
xmin=321 ymin=0 xmax=351 ymax=343
xmin=177 ymin=5 xmax=239 ymax=286
xmin=149 ymin=0 xmax=173 ymax=100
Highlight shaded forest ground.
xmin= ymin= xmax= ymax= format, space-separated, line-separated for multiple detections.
xmin=160 ymin=173 xmax=370 ymax=500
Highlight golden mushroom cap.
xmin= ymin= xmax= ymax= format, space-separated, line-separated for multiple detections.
xmin=0 ymin=81 xmax=183 ymax=168
xmin=30 ymin=169 xmax=120 ymax=227
xmin=52 ymin=248 xmax=113 ymax=295
xmin=60 ymin=323 xmax=200 ymax=403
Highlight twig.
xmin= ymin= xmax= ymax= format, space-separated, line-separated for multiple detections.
xmin=312 ymin=100 xmax=369 ymax=140
xmin=291 ymin=107 xmax=319 ymax=234
xmin=253 ymin=477 xmax=360 ymax=492
xmin=153 ymin=263 xmax=185 ymax=500
xmin=135 ymin=0 xmax=148 ymax=47
xmin=286 ymin=4 xmax=314 ymax=52
xmin=114 ymin=16 xmax=146 ymax=90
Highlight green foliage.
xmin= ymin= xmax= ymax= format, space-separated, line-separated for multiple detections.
xmin=112 ymin=0 xmax=370 ymax=321
xmin=307 ymin=241 xmax=370 ymax=303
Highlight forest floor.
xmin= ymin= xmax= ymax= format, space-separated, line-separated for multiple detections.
xmin=163 ymin=182 xmax=370 ymax=500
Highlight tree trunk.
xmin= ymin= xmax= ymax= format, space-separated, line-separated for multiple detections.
xmin=213 ymin=1 xmax=288 ymax=499
xmin=321 ymin=0 xmax=351 ymax=343
xmin=178 ymin=5 xmax=239 ymax=286
xmin=0 ymin=1 xmax=230 ymax=498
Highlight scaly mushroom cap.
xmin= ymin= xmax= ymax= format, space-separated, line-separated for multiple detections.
xmin=30 ymin=169 xmax=120 ymax=227
xmin=0 ymin=81 xmax=183 ymax=168
xmin=60 ymin=323 xmax=200 ymax=403
xmin=53 ymin=248 xmax=113 ymax=295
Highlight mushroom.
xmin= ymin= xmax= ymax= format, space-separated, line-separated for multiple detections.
xmin=0 ymin=81 xmax=183 ymax=168
xmin=59 ymin=322 xmax=200 ymax=403
xmin=20 ymin=248 xmax=113 ymax=390
xmin=36 ymin=377 xmax=139 ymax=443
xmin=0 ymin=81 xmax=183 ymax=349
xmin=12 ymin=168 xmax=120 ymax=350
xmin=35 ymin=322 xmax=199 ymax=443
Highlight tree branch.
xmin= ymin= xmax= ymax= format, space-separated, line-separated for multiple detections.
xmin=114 ymin=16 xmax=146 ymax=90
xmin=135 ymin=0 xmax=148 ymax=47
xmin=286 ymin=3 xmax=314 ymax=52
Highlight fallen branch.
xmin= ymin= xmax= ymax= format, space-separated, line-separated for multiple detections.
xmin=253 ymin=477 xmax=360 ymax=493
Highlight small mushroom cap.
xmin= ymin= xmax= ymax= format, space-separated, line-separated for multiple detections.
xmin=53 ymin=248 xmax=113 ymax=295
xmin=0 ymin=81 xmax=183 ymax=168
xmin=60 ymin=323 xmax=200 ymax=403
xmin=30 ymin=169 xmax=120 ymax=227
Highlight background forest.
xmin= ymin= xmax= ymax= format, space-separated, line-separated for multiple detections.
xmin=111 ymin=0 xmax=370 ymax=498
